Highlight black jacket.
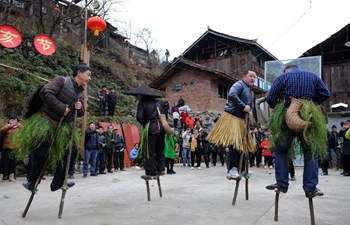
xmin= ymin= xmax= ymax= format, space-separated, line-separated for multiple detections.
xmin=84 ymin=129 xmax=99 ymax=150
xmin=136 ymin=96 xmax=165 ymax=134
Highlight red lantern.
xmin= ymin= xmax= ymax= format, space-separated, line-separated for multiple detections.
xmin=54 ymin=7 xmax=60 ymax=13
xmin=87 ymin=16 xmax=106 ymax=36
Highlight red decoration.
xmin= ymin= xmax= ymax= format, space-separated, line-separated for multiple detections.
xmin=0 ymin=24 xmax=22 ymax=48
xmin=34 ymin=34 xmax=56 ymax=56
xmin=87 ymin=16 xmax=106 ymax=36
xmin=54 ymin=7 xmax=60 ymax=13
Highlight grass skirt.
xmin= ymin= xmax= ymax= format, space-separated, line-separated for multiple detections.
xmin=206 ymin=112 xmax=256 ymax=154
xmin=11 ymin=113 xmax=80 ymax=172
xmin=270 ymin=101 xmax=327 ymax=160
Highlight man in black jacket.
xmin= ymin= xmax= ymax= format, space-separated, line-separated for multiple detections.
xmin=112 ymin=128 xmax=125 ymax=171
xmin=107 ymin=87 xmax=117 ymax=116
xmin=83 ymin=122 xmax=99 ymax=177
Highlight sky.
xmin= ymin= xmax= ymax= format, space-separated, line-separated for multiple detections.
xmin=117 ymin=0 xmax=350 ymax=61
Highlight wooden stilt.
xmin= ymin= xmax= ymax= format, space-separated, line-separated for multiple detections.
xmin=274 ymin=192 xmax=279 ymax=221
xmin=308 ymin=197 xmax=316 ymax=225
xmin=230 ymin=153 xmax=243 ymax=206
xmin=245 ymin=154 xmax=249 ymax=200
xmin=157 ymin=176 xmax=162 ymax=197
xmin=58 ymin=110 xmax=77 ymax=218
xmin=141 ymin=175 xmax=162 ymax=201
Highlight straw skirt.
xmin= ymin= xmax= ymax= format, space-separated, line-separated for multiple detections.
xmin=206 ymin=112 xmax=256 ymax=154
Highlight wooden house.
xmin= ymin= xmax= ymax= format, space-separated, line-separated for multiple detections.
xmin=300 ymin=23 xmax=350 ymax=124
xmin=149 ymin=28 xmax=278 ymax=114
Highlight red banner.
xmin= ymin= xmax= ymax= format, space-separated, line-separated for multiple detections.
xmin=34 ymin=34 xmax=56 ymax=56
xmin=0 ymin=24 xmax=22 ymax=48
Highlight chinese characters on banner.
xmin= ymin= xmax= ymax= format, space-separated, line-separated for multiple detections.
xmin=0 ymin=24 xmax=56 ymax=56
xmin=0 ymin=24 xmax=22 ymax=48
xmin=34 ymin=34 xmax=56 ymax=56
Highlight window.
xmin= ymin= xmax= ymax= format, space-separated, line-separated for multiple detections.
xmin=218 ymin=84 xmax=229 ymax=100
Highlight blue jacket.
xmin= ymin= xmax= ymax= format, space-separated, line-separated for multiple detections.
xmin=224 ymin=80 xmax=254 ymax=119
xmin=130 ymin=147 xmax=138 ymax=160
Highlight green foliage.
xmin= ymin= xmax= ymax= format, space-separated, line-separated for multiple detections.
xmin=300 ymin=101 xmax=328 ymax=159
xmin=138 ymin=123 xmax=149 ymax=159
xmin=27 ymin=55 xmax=43 ymax=67
xmin=0 ymin=76 xmax=26 ymax=93
xmin=12 ymin=114 xmax=81 ymax=172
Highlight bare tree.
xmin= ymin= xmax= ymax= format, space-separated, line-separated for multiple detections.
xmin=134 ymin=28 xmax=153 ymax=53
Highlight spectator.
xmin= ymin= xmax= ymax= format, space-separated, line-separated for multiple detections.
xmin=105 ymin=125 xmax=114 ymax=173
xmin=194 ymin=115 xmax=203 ymax=127
xmin=185 ymin=114 xmax=194 ymax=131
xmin=182 ymin=127 xmax=192 ymax=167
xmin=190 ymin=129 xmax=199 ymax=170
xmin=97 ymin=126 xmax=107 ymax=174
xmin=198 ymin=125 xmax=210 ymax=168
xmin=180 ymin=108 xmax=189 ymax=130
xmin=162 ymin=100 xmax=170 ymax=120
xmin=170 ymin=102 xmax=180 ymax=129
xmin=339 ymin=120 xmax=350 ymax=176
xmin=112 ymin=127 xmax=125 ymax=171
xmin=83 ymin=122 xmax=99 ymax=177
xmin=194 ymin=120 xmax=202 ymax=132
xmin=98 ymin=85 xmax=108 ymax=116
xmin=202 ymin=113 xmax=213 ymax=132
xmin=261 ymin=136 xmax=273 ymax=169
xmin=165 ymin=131 xmax=178 ymax=174
xmin=213 ymin=113 xmax=221 ymax=123
xmin=328 ymin=125 xmax=339 ymax=167
xmin=177 ymin=97 xmax=185 ymax=108
xmin=0 ymin=116 xmax=21 ymax=182
xmin=130 ymin=143 xmax=143 ymax=170
xmin=107 ymin=87 xmax=117 ymax=116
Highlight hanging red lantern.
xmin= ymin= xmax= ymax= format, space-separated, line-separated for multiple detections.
xmin=87 ymin=16 xmax=106 ymax=36
xmin=54 ymin=7 xmax=60 ymax=13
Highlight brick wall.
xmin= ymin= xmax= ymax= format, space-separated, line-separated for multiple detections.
xmin=164 ymin=68 xmax=227 ymax=113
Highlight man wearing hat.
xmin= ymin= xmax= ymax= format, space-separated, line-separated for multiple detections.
xmin=0 ymin=116 xmax=21 ymax=182
xmin=124 ymin=85 xmax=166 ymax=177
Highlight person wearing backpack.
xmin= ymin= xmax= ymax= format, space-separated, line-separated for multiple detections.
xmin=107 ymin=87 xmax=117 ymax=116
xmin=0 ymin=116 xmax=21 ymax=182
xmin=15 ymin=64 xmax=91 ymax=192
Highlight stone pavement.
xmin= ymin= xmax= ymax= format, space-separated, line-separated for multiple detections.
xmin=0 ymin=164 xmax=349 ymax=225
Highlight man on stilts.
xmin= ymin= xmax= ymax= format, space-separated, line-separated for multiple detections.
xmin=12 ymin=65 xmax=91 ymax=212
xmin=207 ymin=70 xmax=257 ymax=179
xmin=265 ymin=65 xmax=330 ymax=223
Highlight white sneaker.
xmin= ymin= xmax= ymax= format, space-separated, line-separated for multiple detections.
xmin=135 ymin=166 xmax=141 ymax=170
xmin=191 ymin=167 xmax=194 ymax=170
xmin=198 ymin=167 xmax=201 ymax=170
xmin=228 ymin=167 xmax=239 ymax=179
